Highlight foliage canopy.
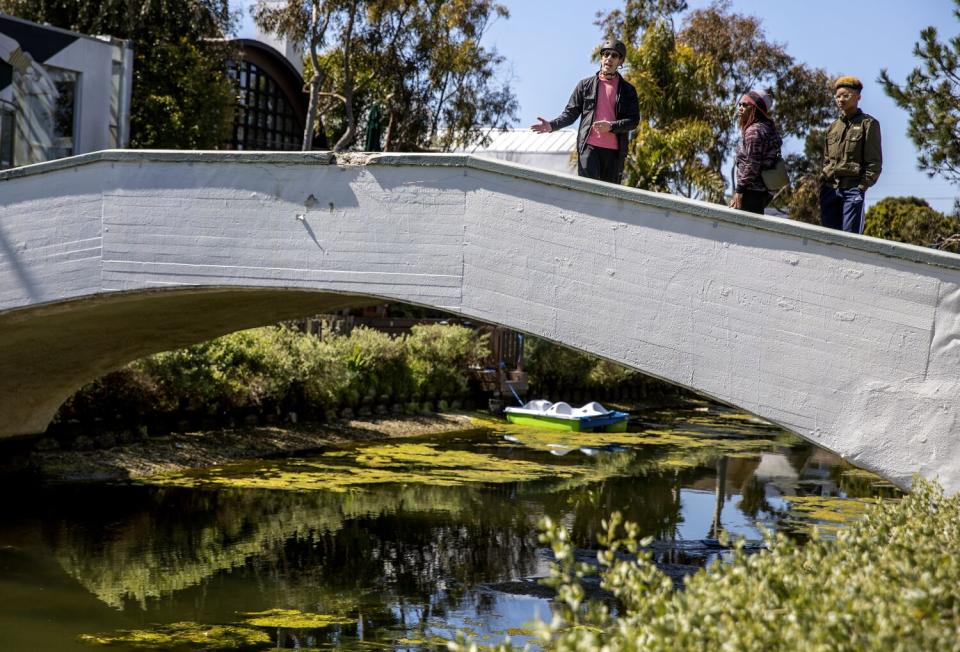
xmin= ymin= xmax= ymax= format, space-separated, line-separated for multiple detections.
xmin=256 ymin=0 xmax=518 ymax=151
xmin=56 ymin=323 xmax=491 ymax=422
xmin=596 ymin=0 xmax=834 ymax=205
xmin=881 ymin=0 xmax=960 ymax=185
xmin=864 ymin=196 xmax=960 ymax=253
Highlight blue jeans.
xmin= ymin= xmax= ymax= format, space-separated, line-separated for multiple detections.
xmin=820 ymin=185 xmax=865 ymax=233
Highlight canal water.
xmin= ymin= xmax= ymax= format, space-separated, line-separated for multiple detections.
xmin=0 ymin=402 xmax=899 ymax=651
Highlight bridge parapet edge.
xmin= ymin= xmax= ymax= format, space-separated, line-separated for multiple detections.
xmin=2 ymin=149 xmax=959 ymax=272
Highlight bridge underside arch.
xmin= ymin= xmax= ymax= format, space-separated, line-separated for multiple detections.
xmin=0 ymin=288 xmax=376 ymax=437
xmin=0 ymin=286 xmax=704 ymax=443
xmin=2 ymin=151 xmax=960 ymax=491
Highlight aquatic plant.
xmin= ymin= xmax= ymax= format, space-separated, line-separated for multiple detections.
xmin=150 ymin=442 xmax=580 ymax=492
xmin=780 ymin=494 xmax=880 ymax=535
xmin=77 ymin=621 xmax=270 ymax=649
xmin=451 ymin=478 xmax=960 ymax=651
xmin=239 ymin=608 xmax=355 ymax=629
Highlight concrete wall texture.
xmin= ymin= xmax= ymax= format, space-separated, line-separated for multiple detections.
xmin=1 ymin=150 xmax=959 ymax=492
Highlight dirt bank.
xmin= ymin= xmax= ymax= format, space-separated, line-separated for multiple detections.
xmin=23 ymin=413 xmax=479 ymax=483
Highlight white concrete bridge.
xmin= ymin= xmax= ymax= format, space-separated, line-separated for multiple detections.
xmin=1 ymin=150 xmax=959 ymax=492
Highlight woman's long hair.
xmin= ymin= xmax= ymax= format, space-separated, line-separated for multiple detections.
xmin=738 ymin=104 xmax=762 ymax=132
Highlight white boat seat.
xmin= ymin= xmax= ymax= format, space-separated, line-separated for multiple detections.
xmin=575 ymin=402 xmax=610 ymax=416
xmin=545 ymin=402 xmax=573 ymax=416
xmin=521 ymin=399 xmax=553 ymax=412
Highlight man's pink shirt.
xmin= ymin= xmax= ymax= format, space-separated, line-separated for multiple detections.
xmin=586 ymin=74 xmax=619 ymax=150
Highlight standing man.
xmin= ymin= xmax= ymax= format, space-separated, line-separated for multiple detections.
xmin=530 ymin=39 xmax=640 ymax=184
xmin=819 ymin=76 xmax=882 ymax=233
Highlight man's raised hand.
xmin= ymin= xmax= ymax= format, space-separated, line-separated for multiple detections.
xmin=530 ymin=117 xmax=552 ymax=133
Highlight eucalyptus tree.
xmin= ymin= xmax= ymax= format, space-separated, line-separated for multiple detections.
xmin=253 ymin=0 xmax=339 ymax=150
xmin=596 ymin=0 xmax=834 ymax=212
xmin=620 ymin=18 xmax=723 ymax=200
xmin=255 ymin=0 xmax=517 ymax=152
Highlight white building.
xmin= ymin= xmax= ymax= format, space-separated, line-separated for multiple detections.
xmin=0 ymin=13 xmax=133 ymax=169
xmin=461 ymin=128 xmax=577 ymax=175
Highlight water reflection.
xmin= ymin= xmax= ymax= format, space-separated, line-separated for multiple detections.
xmin=0 ymin=404 xmax=899 ymax=650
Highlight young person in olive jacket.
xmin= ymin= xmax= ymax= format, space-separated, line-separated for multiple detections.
xmin=530 ymin=39 xmax=640 ymax=184
xmin=820 ymin=76 xmax=882 ymax=233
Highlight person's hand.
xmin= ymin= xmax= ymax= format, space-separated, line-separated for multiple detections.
xmin=729 ymin=192 xmax=743 ymax=209
xmin=530 ymin=117 xmax=552 ymax=133
xmin=592 ymin=120 xmax=613 ymax=134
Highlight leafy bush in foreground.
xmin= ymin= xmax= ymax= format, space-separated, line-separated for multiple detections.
xmin=453 ymin=478 xmax=960 ymax=651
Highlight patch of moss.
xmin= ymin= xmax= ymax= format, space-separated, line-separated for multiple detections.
xmin=239 ymin=608 xmax=355 ymax=629
xmin=77 ymin=622 xmax=270 ymax=649
xmin=498 ymin=425 xmax=779 ymax=457
xmin=396 ymin=634 xmax=449 ymax=645
xmin=149 ymin=442 xmax=579 ymax=492
xmin=782 ymin=495 xmax=882 ymax=534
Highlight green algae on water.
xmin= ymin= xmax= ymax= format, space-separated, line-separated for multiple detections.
xmin=780 ymin=495 xmax=886 ymax=535
xmin=77 ymin=621 xmax=270 ymax=649
xmin=148 ymin=441 xmax=580 ymax=492
xmin=497 ymin=425 xmax=780 ymax=460
xmin=396 ymin=635 xmax=450 ymax=646
xmin=240 ymin=608 xmax=355 ymax=629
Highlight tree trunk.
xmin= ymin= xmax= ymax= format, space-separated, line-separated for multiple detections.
xmin=332 ymin=0 xmax=359 ymax=151
xmin=302 ymin=72 xmax=321 ymax=151
xmin=383 ymin=109 xmax=395 ymax=152
xmin=301 ymin=3 xmax=326 ymax=151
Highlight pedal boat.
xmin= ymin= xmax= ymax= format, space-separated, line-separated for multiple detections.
xmin=504 ymin=400 xmax=629 ymax=432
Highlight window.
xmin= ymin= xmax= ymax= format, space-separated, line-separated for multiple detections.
xmin=53 ymin=77 xmax=76 ymax=149
xmin=227 ymin=60 xmax=301 ymax=151
xmin=15 ymin=64 xmax=78 ymax=163
xmin=0 ymin=102 xmax=14 ymax=169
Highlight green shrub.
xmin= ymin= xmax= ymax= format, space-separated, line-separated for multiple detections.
xmin=406 ymin=324 xmax=489 ymax=398
xmin=137 ymin=339 xmax=222 ymax=413
xmin=587 ymin=359 xmax=641 ymax=390
xmin=526 ymin=337 xmax=673 ymax=397
xmin=55 ymin=366 xmax=159 ymax=422
xmin=524 ymin=337 xmax=595 ymax=392
xmin=324 ymin=326 xmax=412 ymax=402
xmin=55 ymin=323 xmax=488 ymax=423
xmin=864 ymin=196 xmax=960 ymax=253
xmin=289 ymin=335 xmax=348 ymax=410
xmin=139 ymin=327 xmax=301 ymax=413
xmin=453 ymin=478 xmax=959 ymax=651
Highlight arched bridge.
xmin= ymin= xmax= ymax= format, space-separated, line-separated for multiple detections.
xmin=2 ymin=151 xmax=959 ymax=492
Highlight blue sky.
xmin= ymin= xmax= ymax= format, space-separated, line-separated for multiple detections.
xmin=232 ymin=0 xmax=959 ymax=212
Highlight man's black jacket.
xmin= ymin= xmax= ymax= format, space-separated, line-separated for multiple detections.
xmin=548 ymin=72 xmax=640 ymax=182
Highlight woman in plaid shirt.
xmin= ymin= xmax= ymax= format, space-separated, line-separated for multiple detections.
xmin=729 ymin=89 xmax=782 ymax=215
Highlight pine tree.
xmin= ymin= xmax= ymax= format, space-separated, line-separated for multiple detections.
xmin=881 ymin=0 xmax=960 ymax=184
